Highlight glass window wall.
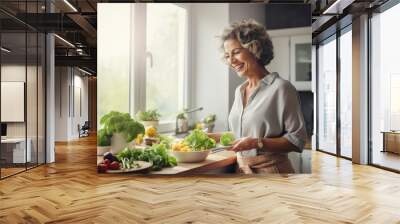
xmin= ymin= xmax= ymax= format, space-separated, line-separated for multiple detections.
xmin=0 ymin=2 xmax=46 ymax=179
xmin=370 ymin=3 xmax=400 ymax=171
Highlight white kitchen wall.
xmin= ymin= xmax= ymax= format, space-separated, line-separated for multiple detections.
xmin=268 ymin=36 xmax=291 ymax=81
xmin=228 ymin=3 xmax=266 ymax=112
xmin=55 ymin=67 xmax=89 ymax=141
xmin=191 ymin=4 xmax=230 ymax=132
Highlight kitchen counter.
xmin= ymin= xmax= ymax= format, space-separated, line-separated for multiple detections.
xmin=97 ymin=150 xmax=237 ymax=175
xmin=152 ymin=150 xmax=236 ymax=175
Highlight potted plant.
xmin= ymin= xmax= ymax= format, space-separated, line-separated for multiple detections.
xmin=100 ymin=111 xmax=145 ymax=154
xmin=97 ymin=128 xmax=111 ymax=155
xmin=136 ymin=109 xmax=161 ymax=128
xmin=202 ymin=114 xmax=216 ymax=133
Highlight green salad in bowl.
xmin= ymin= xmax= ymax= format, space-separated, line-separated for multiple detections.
xmin=171 ymin=129 xmax=216 ymax=163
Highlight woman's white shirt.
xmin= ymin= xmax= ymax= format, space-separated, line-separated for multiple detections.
xmin=228 ymin=72 xmax=307 ymax=158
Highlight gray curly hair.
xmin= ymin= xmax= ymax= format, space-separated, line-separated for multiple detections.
xmin=220 ymin=19 xmax=274 ymax=66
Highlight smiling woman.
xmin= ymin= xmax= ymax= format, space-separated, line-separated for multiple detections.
xmin=208 ymin=19 xmax=307 ymax=174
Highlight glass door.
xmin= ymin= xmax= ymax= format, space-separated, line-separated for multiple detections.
xmin=317 ymin=35 xmax=337 ymax=154
xmin=1 ymin=31 xmax=28 ymax=177
xmin=0 ymin=0 xmax=47 ymax=179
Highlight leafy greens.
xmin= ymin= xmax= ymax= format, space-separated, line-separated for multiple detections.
xmin=183 ymin=129 xmax=216 ymax=151
xmin=116 ymin=144 xmax=177 ymax=171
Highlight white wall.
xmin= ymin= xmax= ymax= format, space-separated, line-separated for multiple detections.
xmin=268 ymin=36 xmax=290 ymax=81
xmin=191 ymin=4 xmax=230 ymax=132
xmin=55 ymin=67 xmax=69 ymax=141
xmin=73 ymin=73 xmax=89 ymax=138
xmin=1 ymin=65 xmax=37 ymax=137
xmin=228 ymin=3 xmax=266 ymax=111
xmin=267 ymin=27 xmax=312 ymax=83
xmin=1 ymin=63 xmax=46 ymax=163
xmin=55 ymin=67 xmax=89 ymax=141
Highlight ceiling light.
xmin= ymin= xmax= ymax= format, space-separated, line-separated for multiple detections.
xmin=63 ymin=0 xmax=78 ymax=12
xmin=54 ymin=34 xmax=75 ymax=48
xmin=1 ymin=47 xmax=11 ymax=53
xmin=77 ymin=67 xmax=93 ymax=76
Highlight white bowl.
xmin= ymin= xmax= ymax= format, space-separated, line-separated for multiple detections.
xmin=170 ymin=150 xmax=210 ymax=163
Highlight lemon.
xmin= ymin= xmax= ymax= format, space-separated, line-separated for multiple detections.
xmin=195 ymin=122 xmax=204 ymax=130
xmin=182 ymin=146 xmax=191 ymax=152
xmin=172 ymin=143 xmax=180 ymax=151
xmin=135 ymin=134 xmax=144 ymax=145
xmin=145 ymin=126 xmax=157 ymax=137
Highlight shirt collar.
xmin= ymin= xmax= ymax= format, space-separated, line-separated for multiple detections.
xmin=261 ymin=72 xmax=278 ymax=86
xmin=240 ymin=72 xmax=279 ymax=92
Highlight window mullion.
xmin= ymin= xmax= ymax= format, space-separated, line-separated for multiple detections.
xmin=131 ymin=4 xmax=147 ymax=116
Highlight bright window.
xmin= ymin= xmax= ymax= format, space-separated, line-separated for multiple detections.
xmin=371 ymin=3 xmax=400 ymax=170
xmin=146 ymin=4 xmax=186 ymax=122
xmin=98 ymin=3 xmax=188 ymax=131
xmin=339 ymin=28 xmax=352 ymax=158
xmin=97 ymin=4 xmax=131 ymax=119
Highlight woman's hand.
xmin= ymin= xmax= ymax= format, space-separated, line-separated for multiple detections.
xmin=207 ymin=133 xmax=221 ymax=142
xmin=227 ymin=137 xmax=257 ymax=152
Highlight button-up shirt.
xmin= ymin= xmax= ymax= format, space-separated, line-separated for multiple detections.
xmin=228 ymin=72 xmax=307 ymax=158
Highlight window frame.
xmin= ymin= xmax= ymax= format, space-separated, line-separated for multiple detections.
xmin=314 ymin=21 xmax=353 ymax=161
xmin=130 ymin=3 xmax=190 ymax=133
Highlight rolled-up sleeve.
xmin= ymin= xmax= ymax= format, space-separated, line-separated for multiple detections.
xmin=280 ymin=82 xmax=307 ymax=152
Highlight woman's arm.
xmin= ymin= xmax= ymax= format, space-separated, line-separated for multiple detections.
xmin=229 ymin=136 xmax=300 ymax=153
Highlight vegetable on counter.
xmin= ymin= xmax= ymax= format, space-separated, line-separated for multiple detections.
xmin=120 ymin=157 xmax=141 ymax=169
xmin=109 ymin=161 xmax=120 ymax=170
xmin=97 ymin=128 xmax=111 ymax=147
xmin=97 ymin=154 xmax=121 ymax=173
xmin=180 ymin=129 xmax=216 ymax=151
xmin=220 ymin=132 xmax=235 ymax=146
xmin=202 ymin=114 xmax=216 ymax=124
xmin=158 ymin=134 xmax=174 ymax=149
xmin=116 ymin=143 xmax=177 ymax=171
xmin=103 ymin=152 xmax=118 ymax=162
xmin=100 ymin=111 xmax=145 ymax=143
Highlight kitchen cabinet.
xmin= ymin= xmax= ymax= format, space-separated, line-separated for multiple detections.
xmin=267 ymin=27 xmax=312 ymax=91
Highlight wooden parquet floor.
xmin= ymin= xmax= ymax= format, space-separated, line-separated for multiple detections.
xmin=1 ymin=135 xmax=400 ymax=224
